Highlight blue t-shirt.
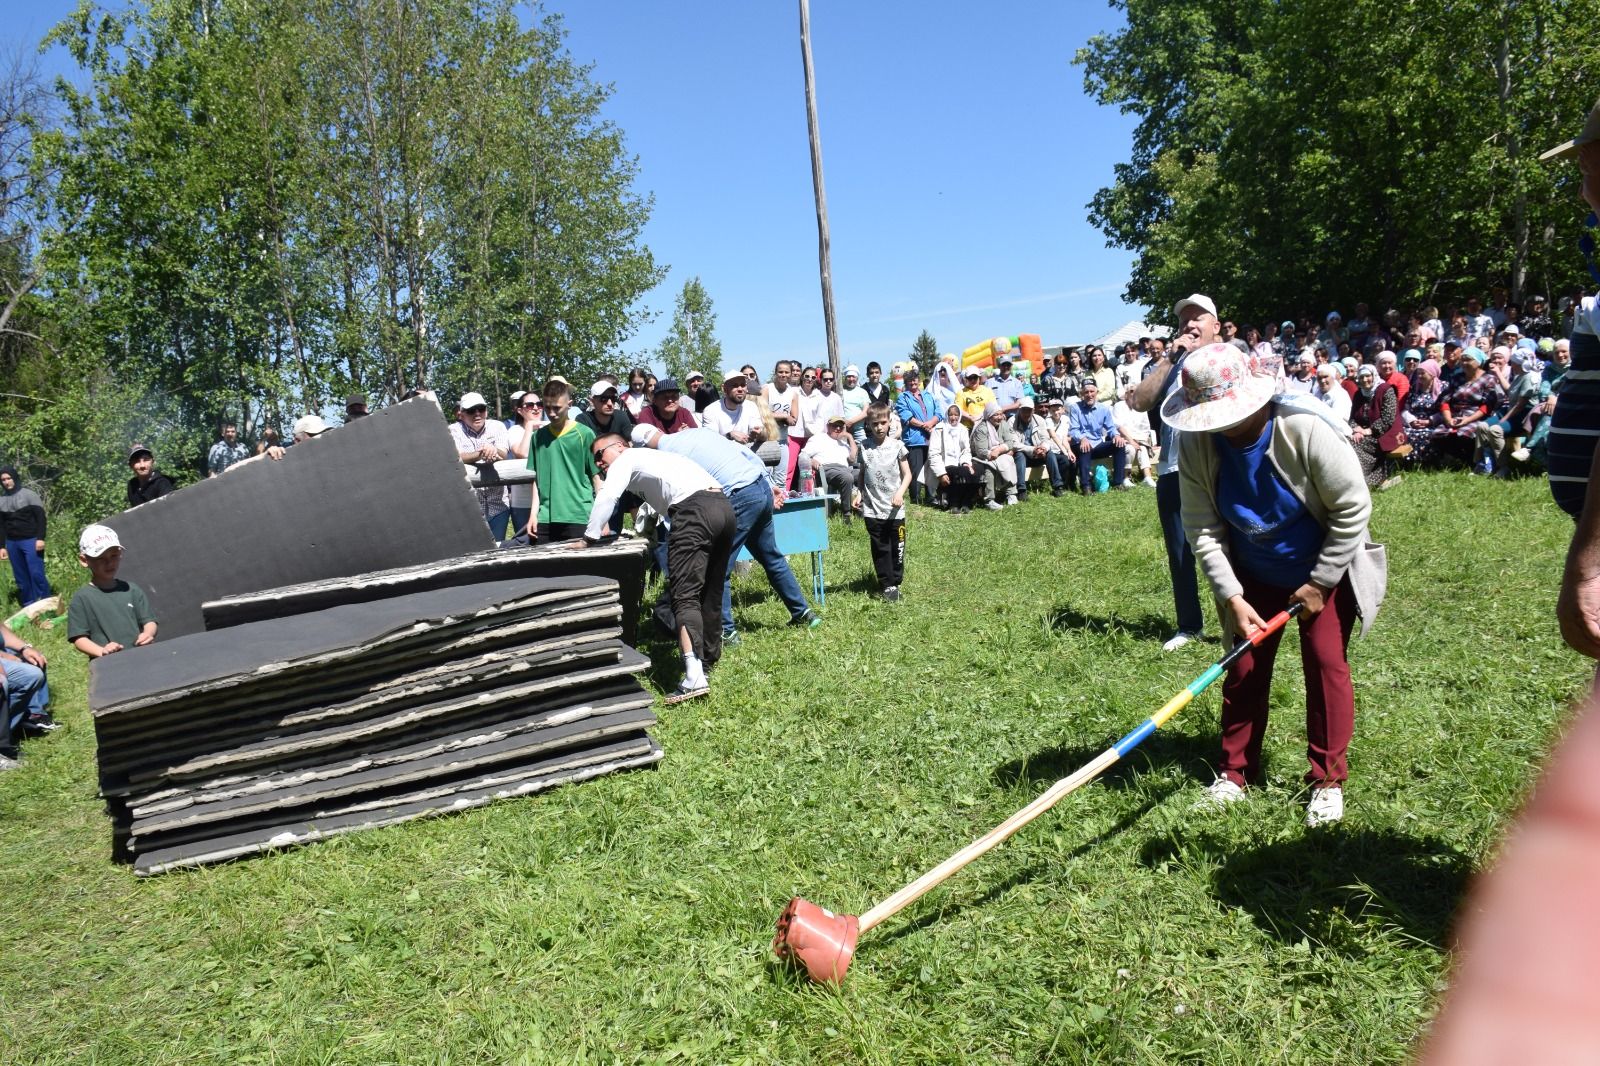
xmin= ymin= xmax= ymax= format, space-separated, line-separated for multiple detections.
xmin=1213 ymin=419 xmax=1323 ymax=589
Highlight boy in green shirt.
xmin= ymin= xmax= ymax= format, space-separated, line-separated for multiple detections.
xmin=527 ymin=380 xmax=601 ymax=542
xmin=68 ymin=524 xmax=158 ymax=659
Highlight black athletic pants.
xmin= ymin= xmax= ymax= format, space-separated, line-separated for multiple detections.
xmin=666 ymin=490 xmax=736 ymax=668
xmin=863 ymin=515 xmax=905 ymax=590
xmin=905 ymin=445 xmax=929 ymax=504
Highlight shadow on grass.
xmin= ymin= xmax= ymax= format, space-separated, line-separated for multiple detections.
xmin=992 ymin=732 xmax=1218 ymax=790
xmin=1045 ymin=603 xmax=1180 ymax=643
xmin=1140 ymin=828 xmax=1472 ymax=952
xmin=877 ymin=785 xmax=1179 ymax=946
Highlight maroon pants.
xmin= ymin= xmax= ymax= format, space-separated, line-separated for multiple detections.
xmin=1218 ymin=568 xmax=1357 ymax=788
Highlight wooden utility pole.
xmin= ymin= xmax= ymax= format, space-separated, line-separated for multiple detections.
xmin=799 ymin=0 xmax=840 ymax=378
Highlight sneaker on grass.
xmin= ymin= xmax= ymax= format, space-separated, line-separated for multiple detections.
xmin=1306 ymin=785 xmax=1344 ymax=827
xmin=0 ymin=754 xmax=20 ymax=772
xmin=882 ymin=586 xmax=901 ymax=603
xmin=790 ymin=609 xmax=822 ymax=629
xmin=985 ymin=500 xmax=1004 ymax=511
xmin=1162 ymin=631 xmax=1200 ymax=652
xmin=663 ymin=681 xmax=710 ymax=705
xmin=1196 ymin=776 xmax=1245 ymax=809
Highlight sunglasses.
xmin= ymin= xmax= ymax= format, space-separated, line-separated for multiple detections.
xmin=593 ymin=441 xmax=620 ymax=462
xmin=465 ymin=405 xmax=488 ymax=414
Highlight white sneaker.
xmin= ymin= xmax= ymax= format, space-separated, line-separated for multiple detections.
xmin=985 ymin=500 xmax=1004 ymax=511
xmin=1162 ymin=631 xmax=1199 ymax=652
xmin=0 ymin=754 xmax=20 ymax=772
xmin=1196 ymin=776 xmax=1245 ymax=808
xmin=1142 ymin=476 xmax=1157 ymax=487
xmin=1511 ymin=447 xmax=1531 ymax=463
xmin=1306 ymin=785 xmax=1344 ymax=827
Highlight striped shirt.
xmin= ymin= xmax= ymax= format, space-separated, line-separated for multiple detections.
xmin=1549 ymin=296 xmax=1600 ymax=519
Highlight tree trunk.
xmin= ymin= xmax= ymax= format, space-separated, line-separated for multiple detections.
xmin=798 ymin=0 xmax=840 ymax=380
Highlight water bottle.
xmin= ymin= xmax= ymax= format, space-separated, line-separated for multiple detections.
xmin=801 ymin=466 xmax=815 ymax=496
xmin=1093 ymin=465 xmax=1110 ymax=493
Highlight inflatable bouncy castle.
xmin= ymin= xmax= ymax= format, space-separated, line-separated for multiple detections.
xmin=959 ymin=334 xmax=1043 ymax=377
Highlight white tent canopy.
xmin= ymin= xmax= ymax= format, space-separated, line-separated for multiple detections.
xmin=1043 ymin=320 xmax=1172 ymax=356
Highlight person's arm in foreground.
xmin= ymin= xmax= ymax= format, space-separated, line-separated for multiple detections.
xmin=1417 ymin=688 xmax=1600 ymax=1064
xmin=1559 ymin=438 xmax=1600 ymax=657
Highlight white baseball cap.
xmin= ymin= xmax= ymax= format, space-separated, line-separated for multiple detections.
xmin=80 ymin=524 xmax=122 ymax=558
xmin=458 ymin=391 xmax=488 ymax=410
xmin=1173 ymin=293 xmax=1218 ymax=320
xmin=293 ymin=414 xmax=328 ymax=438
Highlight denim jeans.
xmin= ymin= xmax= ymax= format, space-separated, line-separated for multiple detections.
xmin=1 ymin=657 xmax=50 ymax=757
xmin=1157 ymin=472 xmax=1205 ymax=634
xmin=4 ymin=539 xmax=52 ymax=606
xmin=722 ymin=478 xmax=811 ymax=635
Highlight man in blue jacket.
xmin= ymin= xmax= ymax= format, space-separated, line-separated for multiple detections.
xmin=1068 ymin=379 xmax=1128 ymax=493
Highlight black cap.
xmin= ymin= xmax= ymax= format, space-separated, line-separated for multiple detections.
xmin=127 ymin=443 xmax=153 ymax=464
xmin=655 ymin=376 xmax=680 ymax=393
xmin=346 ymin=392 xmax=367 ymax=408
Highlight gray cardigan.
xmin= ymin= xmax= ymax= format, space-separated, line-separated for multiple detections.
xmin=1176 ymin=403 xmax=1387 ymax=643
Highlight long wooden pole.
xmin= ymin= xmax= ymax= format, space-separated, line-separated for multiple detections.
xmin=798 ymin=0 xmax=840 ymax=379
xmin=857 ymin=605 xmax=1302 ymax=934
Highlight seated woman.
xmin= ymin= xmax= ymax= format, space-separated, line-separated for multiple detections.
xmin=970 ymin=402 xmax=1019 ymax=509
xmin=928 ymin=402 xmax=978 ymax=512
xmin=1435 ymin=349 xmax=1502 ymax=470
xmin=1400 ymin=358 xmax=1449 ymax=467
xmin=1349 ymin=364 xmax=1404 ymax=490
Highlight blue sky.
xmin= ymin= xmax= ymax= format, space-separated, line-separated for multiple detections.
xmin=13 ymin=1 xmax=1149 ymax=371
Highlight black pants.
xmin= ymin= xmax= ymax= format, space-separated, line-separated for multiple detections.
xmin=864 ymin=516 xmax=905 ymax=590
xmin=944 ymin=469 xmax=980 ymax=510
xmin=538 ymin=521 xmax=589 ymax=543
xmin=905 ymin=445 xmax=929 ymax=504
xmin=667 ymin=490 xmax=736 ymax=668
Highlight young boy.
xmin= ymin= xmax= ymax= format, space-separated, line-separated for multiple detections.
xmin=527 ymin=379 xmax=600 ymax=542
xmin=855 ymin=401 xmax=912 ymax=601
xmin=68 ymin=524 xmax=158 ymax=659
xmin=799 ymin=414 xmax=858 ymax=519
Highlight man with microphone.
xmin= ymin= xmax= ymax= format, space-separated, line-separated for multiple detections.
xmin=1125 ymin=293 xmax=1219 ymax=651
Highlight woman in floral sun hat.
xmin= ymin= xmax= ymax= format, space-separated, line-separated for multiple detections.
xmin=1163 ymin=343 xmax=1387 ymax=827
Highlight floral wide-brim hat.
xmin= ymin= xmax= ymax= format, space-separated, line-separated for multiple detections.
xmin=1160 ymin=342 xmax=1278 ymax=433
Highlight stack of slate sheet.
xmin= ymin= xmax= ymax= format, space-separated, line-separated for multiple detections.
xmin=201 ymin=539 xmax=650 ymax=645
xmin=90 ymin=575 xmax=660 ymax=876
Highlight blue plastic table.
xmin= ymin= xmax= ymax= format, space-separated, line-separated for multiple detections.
xmin=736 ymin=492 xmax=832 ymax=604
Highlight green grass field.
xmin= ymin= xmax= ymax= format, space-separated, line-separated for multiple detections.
xmin=0 ymin=471 xmax=1588 ymax=1063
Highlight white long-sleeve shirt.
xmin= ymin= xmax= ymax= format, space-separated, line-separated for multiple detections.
xmin=583 ymin=448 xmax=721 ymax=540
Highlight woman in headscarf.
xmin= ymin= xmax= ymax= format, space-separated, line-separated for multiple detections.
xmin=1165 ymin=343 xmax=1384 ymax=827
xmin=1311 ymin=362 xmax=1352 ymax=424
xmin=1400 ymin=358 xmax=1449 ymax=466
xmin=1349 ymin=364 xmax=1403 ymax=489
xmin=1437 ymin=348 xmax=1503 ymax=469
xmin=929 ymin=361 xmax=960 ymax=416
xmin=0 ymin=466 xmax=52 ymax=606
xmin=928 ymin=401 xmax=977 ymax=512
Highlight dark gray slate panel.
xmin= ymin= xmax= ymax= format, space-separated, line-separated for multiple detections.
xmin=92 ymin=602 xmax=621 ymax=740
xmin=108 ymin=648 xmax=651 ymax=785
xmin=98 ymin=627 xmax=624 ymax=759
xmin=90 ymin=575 xmax=615 ymax=715
xmin=128 ymin=692 xmax=655 ymax=816
xmin=129 ymin=708 xmax=659 ymax=836
xmin=132 ymin=737 xmax=664 ymax=875
xmin=105 ymin=398 xmax=495 ymax=639
xmin=201 ymin=539 xmax=650 ymax=646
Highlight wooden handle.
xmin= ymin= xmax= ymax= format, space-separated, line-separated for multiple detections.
xmin=858 ymin=603 xmax=1302 ymax=935
xmin=858 ymin=748 xmax=1120 ymax=933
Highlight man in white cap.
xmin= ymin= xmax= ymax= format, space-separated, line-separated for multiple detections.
xmin=1544 ymin=95 xmax=1600 ymax=657
xmin=583 ymin=434 xmax=735 ymax=704
xmin=840 ymin=365 xmax=870 ymax=440
xmin=1125 ymin=293 xmax=1215 ymax=651
xmin=450 ymin=390 xmax=513 ymax=540
xmin=699 ymin=367 xmax=765 ymax=448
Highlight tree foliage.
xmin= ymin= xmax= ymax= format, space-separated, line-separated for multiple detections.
xmin=1076 ymin=0 xmax=1598 ymax=323
xmin=909 ymin=329 xmax=938 ymax=373
xmin=0 ymin=0 xmax=662 ymax=523
xmin=654 ymin=276 xmax=722 ymax=384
